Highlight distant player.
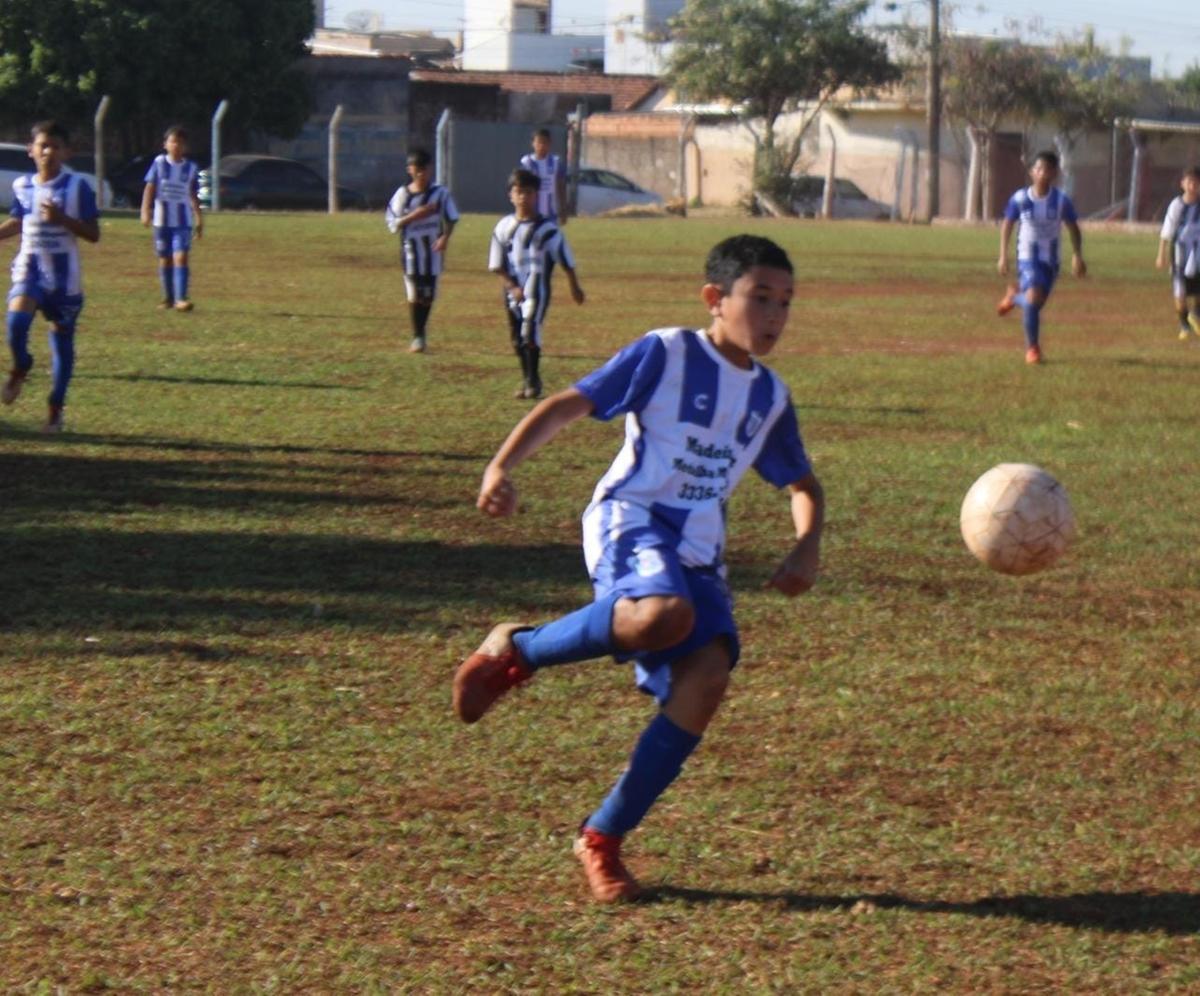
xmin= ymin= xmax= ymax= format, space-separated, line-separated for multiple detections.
xmin=0 ymin=120 xmax=100 ymax=433
xmin=453 ymin=235 xmax=824 ymax=903
xmin=141 ymin=125 xmax=203 ymax=312
xmin=1155 ymin=165 xmax=1200 ymax=342
xmin=996 ymin=150 xmax=1086 ymax=364
xmin=385 ymin=148 xmax=459 ymax=354
xmin=519 ymin=127 xmax=568 ymax=223
xmin=488 ymin=168 xmax=584 ymax=399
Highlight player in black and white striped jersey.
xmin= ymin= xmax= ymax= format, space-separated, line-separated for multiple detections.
xmin=385 ymin=149 xmax=459 ymax=353
xmin=488 ymin=168 xmax=585 ymax=399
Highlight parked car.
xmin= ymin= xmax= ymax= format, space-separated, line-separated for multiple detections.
xmin=789 ymin=175 xmax=889 ymax=219
xmin=574 ymin=167 xmax=663 ymax=215
xmin=0 ymin=143 xmax=113 ymax=209
xmin=198 ymin=154 xmax=366 ymax=211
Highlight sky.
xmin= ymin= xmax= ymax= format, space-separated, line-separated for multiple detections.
xmin=321 ymin=0 xmax=1200 ymax=78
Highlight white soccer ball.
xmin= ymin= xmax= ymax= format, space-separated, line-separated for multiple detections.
xmin=960 ymin=463 xmax=1075 ymax=576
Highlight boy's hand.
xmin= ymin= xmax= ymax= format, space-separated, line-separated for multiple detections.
xmin=1072 ymin=255 xmax=1087 ymax=278
xmin=140 ymin=212 xmax=151 ymax=227
xmin=765 ymin=538 xmax=819 ymax=597
xmin=996 ymin=256 xmax=1009 ymax=276
xmin=433 ymin=234 xmax=448 ymax=253
xmin=478 ymin=464 xmax=518 ymax=518
xmin=1155 ymin=253 xmax=1167 ymax=270
xmin=194 ymin=216 xmax=203 ymax=239
xmin=571 ymin=283 xmax=585 ymax=305
xmin=509 ymin=285 xmax=525 ymax=304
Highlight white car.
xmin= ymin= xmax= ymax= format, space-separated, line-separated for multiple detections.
xmin=574 ymin=167 xmax=663 ymax=216
xmin=789 ymin=175 xmax=889 ymax=220
xmin=0 ymin=142 xmax=114 ymax=210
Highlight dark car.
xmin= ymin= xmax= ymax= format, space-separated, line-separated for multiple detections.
xmin=198 ymin=154 xmax=366 ymax=211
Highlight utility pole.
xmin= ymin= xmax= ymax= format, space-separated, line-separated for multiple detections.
xmin=926 ymin=0 xmax=941 ymax=220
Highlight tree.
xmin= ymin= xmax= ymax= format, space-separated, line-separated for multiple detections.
xmin=0 ymin=0 xmax=314 ymax=156
xmin=664 ymin=0 xmax=898 ymax=200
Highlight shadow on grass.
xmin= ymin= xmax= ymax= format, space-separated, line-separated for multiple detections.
xmin=83 ymin=373 xmax=361 ymax=391
xmin=646 ymin=886 xmax=1200 ymax=935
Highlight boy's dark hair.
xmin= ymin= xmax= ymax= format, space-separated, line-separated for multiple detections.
xmin=407 ymin=148 xmax=432 ymax=168
xmin=30 ymin=120 xmax=69 ymax=144
xmin=532 ymin=128 xmax=552 ymax=141
xmin=1032 ymin=149 xmax=1060 ymax=170
xmin=164 ymin=124 xmax=188 ymax=142
xmin=705 ymin=235 xmax=793 ymax=292
xmin=508 ymin=167 xmax=540 ymax=192
xmin=1183 ymin=165 xmax=1200 ymax=181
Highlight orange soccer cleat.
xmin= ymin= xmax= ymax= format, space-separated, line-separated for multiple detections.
xmin=996 ymin=286 xmax=1017 ymax=317
xmin=452 ymin=623 xmax=533 ymax=723
xmin=1024 ymin=345 xmax=1043 ymax=365
xmin=574 ymin=827 xmax=642 ymax=903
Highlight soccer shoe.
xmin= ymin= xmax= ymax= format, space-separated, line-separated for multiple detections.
xmin=996 ymin=286 xmax=1017 ymax=317
xmin=514 ymin=383 xmax=530 ymax=399
xmin=409 ymin=335 xmax=426 ymax=353
xmin=1025 ymin=345 xmax=1043 ymax=365
xmin=41 ymin=406 xmax=64 ymax=433
xmin=174 ymin=300 xmax=194 ymax=312
xmin=452 ymin=622 xmax=533 ymax=723
xmin=1179 ymin=327 xmax=1194 ymax=342
xmin=2 ymin=369 xmax=28 ymax=405
xmin=157 ymin=298 xmax=175 ymax=310
xmin=574 ymin=827 xmax=642 ymax=903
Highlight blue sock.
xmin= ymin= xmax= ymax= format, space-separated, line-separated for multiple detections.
xmin=6 ymin=310 xmax=34 ymax=371
xmin=1023 ymin=304 xmax=1040 ymax=347
xmin=48 ymin=329 xmax=75 ymax=407
xmin=512 ymin=591 xmax=621 ymax=669
xmin=586 ymin=713 xmax=702 ymax=837
xmin=174 ymin=264 xmax=189 ymax=303
xmin=159 ymin=263 xmax=174 ymax=302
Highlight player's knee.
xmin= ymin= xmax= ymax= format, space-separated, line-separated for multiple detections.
xmin=625 ymin=596 xmax=695 ymax=651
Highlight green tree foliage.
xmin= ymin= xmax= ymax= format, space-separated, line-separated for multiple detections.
xmin=665 ymin=0 xmax=898 ymax=199
xmin=0 ymin=0 xmax=314 ymax=154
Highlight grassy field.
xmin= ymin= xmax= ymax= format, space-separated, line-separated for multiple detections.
xmin=1 ymin=208 xmax=1198 ymax=993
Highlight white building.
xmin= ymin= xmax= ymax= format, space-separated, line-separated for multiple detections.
xmin=604 ymin=0 xmax=681 ymax=75
xmin=462 ymin=0 xmax=604 ymax=72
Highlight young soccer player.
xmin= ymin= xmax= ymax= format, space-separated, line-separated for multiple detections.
xmin=140 ymin=125 xmax=203 ymax=311
xmin=997 ymin=150 xmax=1086 ymax=364
xmin=1155 ymin=165 xmax=1200 ymax=342
xmin=0 ymin=121 xmax=100 ymax=432
xmin=519 ymin=127 xmax=568 ymax=223
xmin=489 ymin=168 xmax=584 ymax=399
xmin=454 ymin=235 xmax=824 ymax=903
xmin=385 ymin=148 xmax=460 ymax=353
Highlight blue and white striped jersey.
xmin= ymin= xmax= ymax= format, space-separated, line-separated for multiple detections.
xmin=576 ymin=327 xmax=812 ymax=571
xmin=385 ymin=183 xmax=459 ymax=276
xmin=8 ymin=171 xmax=99 ymax=295
xmin=143 ymin=154 xmax=199 ymax=228
xmin=488 ymin=213 xmax=574 ymax=298
xmin=519 ymin=153 xmax=565 ymax=218
xmin=1160 ymin=195 xmax=1200 ymax=276
xmin=1004 ymin=186 xmax=1077 ymax=267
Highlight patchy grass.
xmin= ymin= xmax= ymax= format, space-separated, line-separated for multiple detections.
xmin=1 ymin=210 xmax=1198 ymax=992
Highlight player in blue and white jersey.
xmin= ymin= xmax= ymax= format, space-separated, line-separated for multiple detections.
xmin=385 ymin=148 xmax=459 ymax=353
xmin=489 ymin=168 xmax=584 ymax=399
xmin=453 ymin=235 xmax=824 ymax=903
xmin=997 ymin=150 xmax=1086 ymax=364
xmin=141 ymin=125 xmax=202 ymax=312
xmin=518 ymin=128 xmax=568 ymax=223
xmin=1155 ymin=166 xmax=1200 ymax=341
xmin=0 ymin=121 xmax=100 ymax=433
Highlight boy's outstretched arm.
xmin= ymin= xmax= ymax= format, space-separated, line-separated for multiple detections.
xmin=564 ymin=264 xmax=585 ymax=304
xmin=478 ymin=387 xmax=595 ymax=517
xmin=997 ymin=219 xmax=1014 ymax=275
xmin=765 ymin=472 xmax=824 ymax=596
xmin=1066 ymin=220 xmax=1087 ymax=277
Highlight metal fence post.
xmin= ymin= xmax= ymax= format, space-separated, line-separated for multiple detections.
xmin=210 ymin=99 xmax=229 ymax=212
xmin=328 ymin=104 xmax=344 ymax=214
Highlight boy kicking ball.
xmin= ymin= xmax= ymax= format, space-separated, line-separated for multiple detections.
xmin=454 ymin=235 xmax=824 ymax=903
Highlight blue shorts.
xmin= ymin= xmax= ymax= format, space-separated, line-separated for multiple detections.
xmin=154 ymin=226 xmax=192 ymax=256
xmin=7 ymin=284 xmax=84 ymax=332
xmin=1018 ymin=260 xmax=1058 ymax=298
xmin=589 ymin=523 xmax=740 ymax=705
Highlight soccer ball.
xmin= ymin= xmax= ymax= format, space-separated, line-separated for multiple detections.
xmin=960 ymin=463 xmax=1075 ymax=576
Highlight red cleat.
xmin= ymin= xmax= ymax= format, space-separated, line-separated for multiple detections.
xmin=453 ymin=623 xmax=533 ymax=723
xmin=996 ymin=286 xmax=1017 ymax=317
xmin=1025 ymin=345 xmax=1043 ymax=365
xmin=574 ymin=827 xmax=642 ymax=903
xmin=2 ymin=368 xmax=28 ymax=405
